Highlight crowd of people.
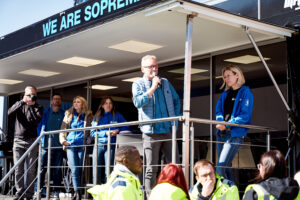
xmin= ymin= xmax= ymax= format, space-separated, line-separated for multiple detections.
xmin=7 ymin=55 xmax=299 ymax=200
xmin=89 ymin=147 xmax=299 ymax=200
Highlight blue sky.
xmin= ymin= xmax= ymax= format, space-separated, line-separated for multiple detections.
xmin=0 ymin=0 xmax=74 ymax=37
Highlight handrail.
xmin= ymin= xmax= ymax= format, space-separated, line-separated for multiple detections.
xmin=43 ymin=116 xmax=183 ymax=135
xmin=0 ymin=133 xmax=43 ymax=186
xmin=42 ymin=116 xmax=274 ymax=136
xmin=0 ymin=115 xmax=276 ymax=187
xmin=190 ymin=117 xmax=276 ymax=131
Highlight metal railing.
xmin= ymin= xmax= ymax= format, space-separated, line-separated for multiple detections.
xmin=0 ymin=116 xmax=276 ymax=199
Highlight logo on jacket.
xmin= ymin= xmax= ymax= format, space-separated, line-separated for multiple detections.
xmin=245 ymin=100 xmax=249 ymax=106
xmin=284 ymin=0 xmax=300 ymax=10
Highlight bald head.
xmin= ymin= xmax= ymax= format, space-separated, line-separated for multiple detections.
xmin=115 ymin=146 xmax=142 ymax=175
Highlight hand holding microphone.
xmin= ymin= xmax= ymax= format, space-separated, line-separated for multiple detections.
xmin=152 ymin=72 xmax=161 ymax=88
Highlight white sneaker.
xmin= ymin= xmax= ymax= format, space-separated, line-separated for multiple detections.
xmin=51 ymin=191 xmax=59 ymax=200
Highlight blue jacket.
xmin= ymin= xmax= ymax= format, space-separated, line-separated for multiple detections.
xmin=59 ymin=109 xmax=93 ymax=147
xmin=215 ymin=85 xmax=254 ymax=137
xmin=90 ymin=112 xmax=130 ymax=144
xmin=132 ymin=76 xmax=181 ymax=134
xmin=37 ymin=107 xmax=65 ymax=147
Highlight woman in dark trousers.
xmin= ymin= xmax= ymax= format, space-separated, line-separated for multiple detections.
xmin=243 ymin=150 xmax=299 ymax=200
xmin=215 ymin=64 xmax=254 ymax=183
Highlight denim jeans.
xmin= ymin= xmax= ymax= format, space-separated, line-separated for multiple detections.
xmin=34 ymin=148 xmax=64 ymax=193
xmin=93 ymin=143 xmax=115 ymax=184
xmin=216 ymin=131 xmax=243 ymax=183
xmin=66 ymin=147 xmax=84 ymax=191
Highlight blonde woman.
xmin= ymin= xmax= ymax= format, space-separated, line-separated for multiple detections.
xmin=215 ymin=64 xmax=254 ymax=183
xmin=59 ymin=96 xmax=93 ymax=200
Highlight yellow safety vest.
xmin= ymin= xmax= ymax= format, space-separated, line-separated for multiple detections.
xmin=243 ymin=184 xmax=300 ymax=200
xmin=149 ymin=182 xmax=188 ymax=200
xmin=190 ymin=173 xmax=239 ymax=200
xmin=88 ymin=169 xmax=143 ymax=200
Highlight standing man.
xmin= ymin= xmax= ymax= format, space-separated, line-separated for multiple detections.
xmin=34 ymin=93 xmax=65 ymax=200
xmin=8 ymin=86 xmax=43 ymax=200
xmin=88 ymin=145 xmax=143 ymax=200
xmin=189 ymin=159 xmax=239 ymax=200
xmin=132 ymin=55 xmax=181 ymax=195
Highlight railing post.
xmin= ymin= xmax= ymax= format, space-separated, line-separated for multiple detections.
xmin=267 ymin=130 xmax=270 ymax=151
xmin=46 ymin=137 xmax=52 ymax=199
xmin=190 ymin=122 xmax=194 ymax=187
xmin=36 ymin=141 xmax=43 ymax=200
xmin=106 ymin=128 xmax=111 ymax=178
xmin=172 ymin=121 xmax=177 ymax=164
xmin=93 ymin=132 xmax=98 ymax=185
xmin=182 ymin=14 xmax=194 ymax=186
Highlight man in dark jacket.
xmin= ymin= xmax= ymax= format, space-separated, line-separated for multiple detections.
xmin=243 ymin=177 xmax=299 ymax=200
xmin=8 ymin=85 xmax=43 ymax=200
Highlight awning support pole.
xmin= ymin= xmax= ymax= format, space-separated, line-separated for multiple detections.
xmin=245 ymin=27 xmax=291 ymax=113
xmin=183 ymin=14 xmax=194 ymax=186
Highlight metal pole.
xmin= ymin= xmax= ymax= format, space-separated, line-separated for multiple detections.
xmin=209 ymin=55 xmax=215 ymax=163
xmin=182 ymin=14 xmax=194 ymax=186
xmin=257 ymin=0 xmax=261 ymax=20
xmin=245 ymin=27 xmax=291 ymax=113
xmin=46 ymin=137 xmax=52 ymax=199
xmin=36 ymin=142 xmax=43 ymax=200
xmin=93 ymin=132 xmax=98 ymax=185
xmin=267 ymin=130 xmax=270 ymax=151
xmin=172 ymin=121 xmax=177 ymax=163
xmin=106 ymin=128 xmax=111 ymax=178
xmin=190 ymin=122 xmax=194 ymax=187
xmin=87 ymin=80 xmax=92 ymax=110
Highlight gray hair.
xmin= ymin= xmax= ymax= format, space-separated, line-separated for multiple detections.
xmin=141 ymin=55 xmax=157 ymax=67
xmin=25 ymin=85 xmax=37 ymax=93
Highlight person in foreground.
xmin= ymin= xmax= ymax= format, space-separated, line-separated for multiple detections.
xmin=215 ymin=64 xmax=254 ymax=183
xmin=149 ymin=163 xmax=190 ymax=200
xmin=88 ymin=145 xmax=143 ymax=200
xmin=189 ymin=159 xmax=239 ymax=200
xmin=243 ymin=150 xmax=299 ymax=200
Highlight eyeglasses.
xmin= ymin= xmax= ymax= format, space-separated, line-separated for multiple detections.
xmin=143 ymin=64 xmax=158 ymax=69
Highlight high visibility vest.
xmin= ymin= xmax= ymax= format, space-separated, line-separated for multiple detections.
xmin=243 ymin=184 xmax=300 ymax=200
xmin=190 ymin=174 xmax=239 ymax=200
xmin=88 ymin=169 xmax=143 ymax=200
xmin=149 ymin=182 xmax=188 ymax=200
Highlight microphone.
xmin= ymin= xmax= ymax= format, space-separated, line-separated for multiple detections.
xmin=152 ymin=72 xmax=161 ymax=88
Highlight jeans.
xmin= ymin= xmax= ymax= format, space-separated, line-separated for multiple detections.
xmin=66 ymin=147 xmax=84 ymax=191
xmin=34 ymin=148 xmax=64 ymax=193
xmin=13 ymin=138 xmax=38 ymax=199
xmin=216 ymin=131 xmax=243 ymax=183
xmin=93 ymin=143 xmax=115 ymax=184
